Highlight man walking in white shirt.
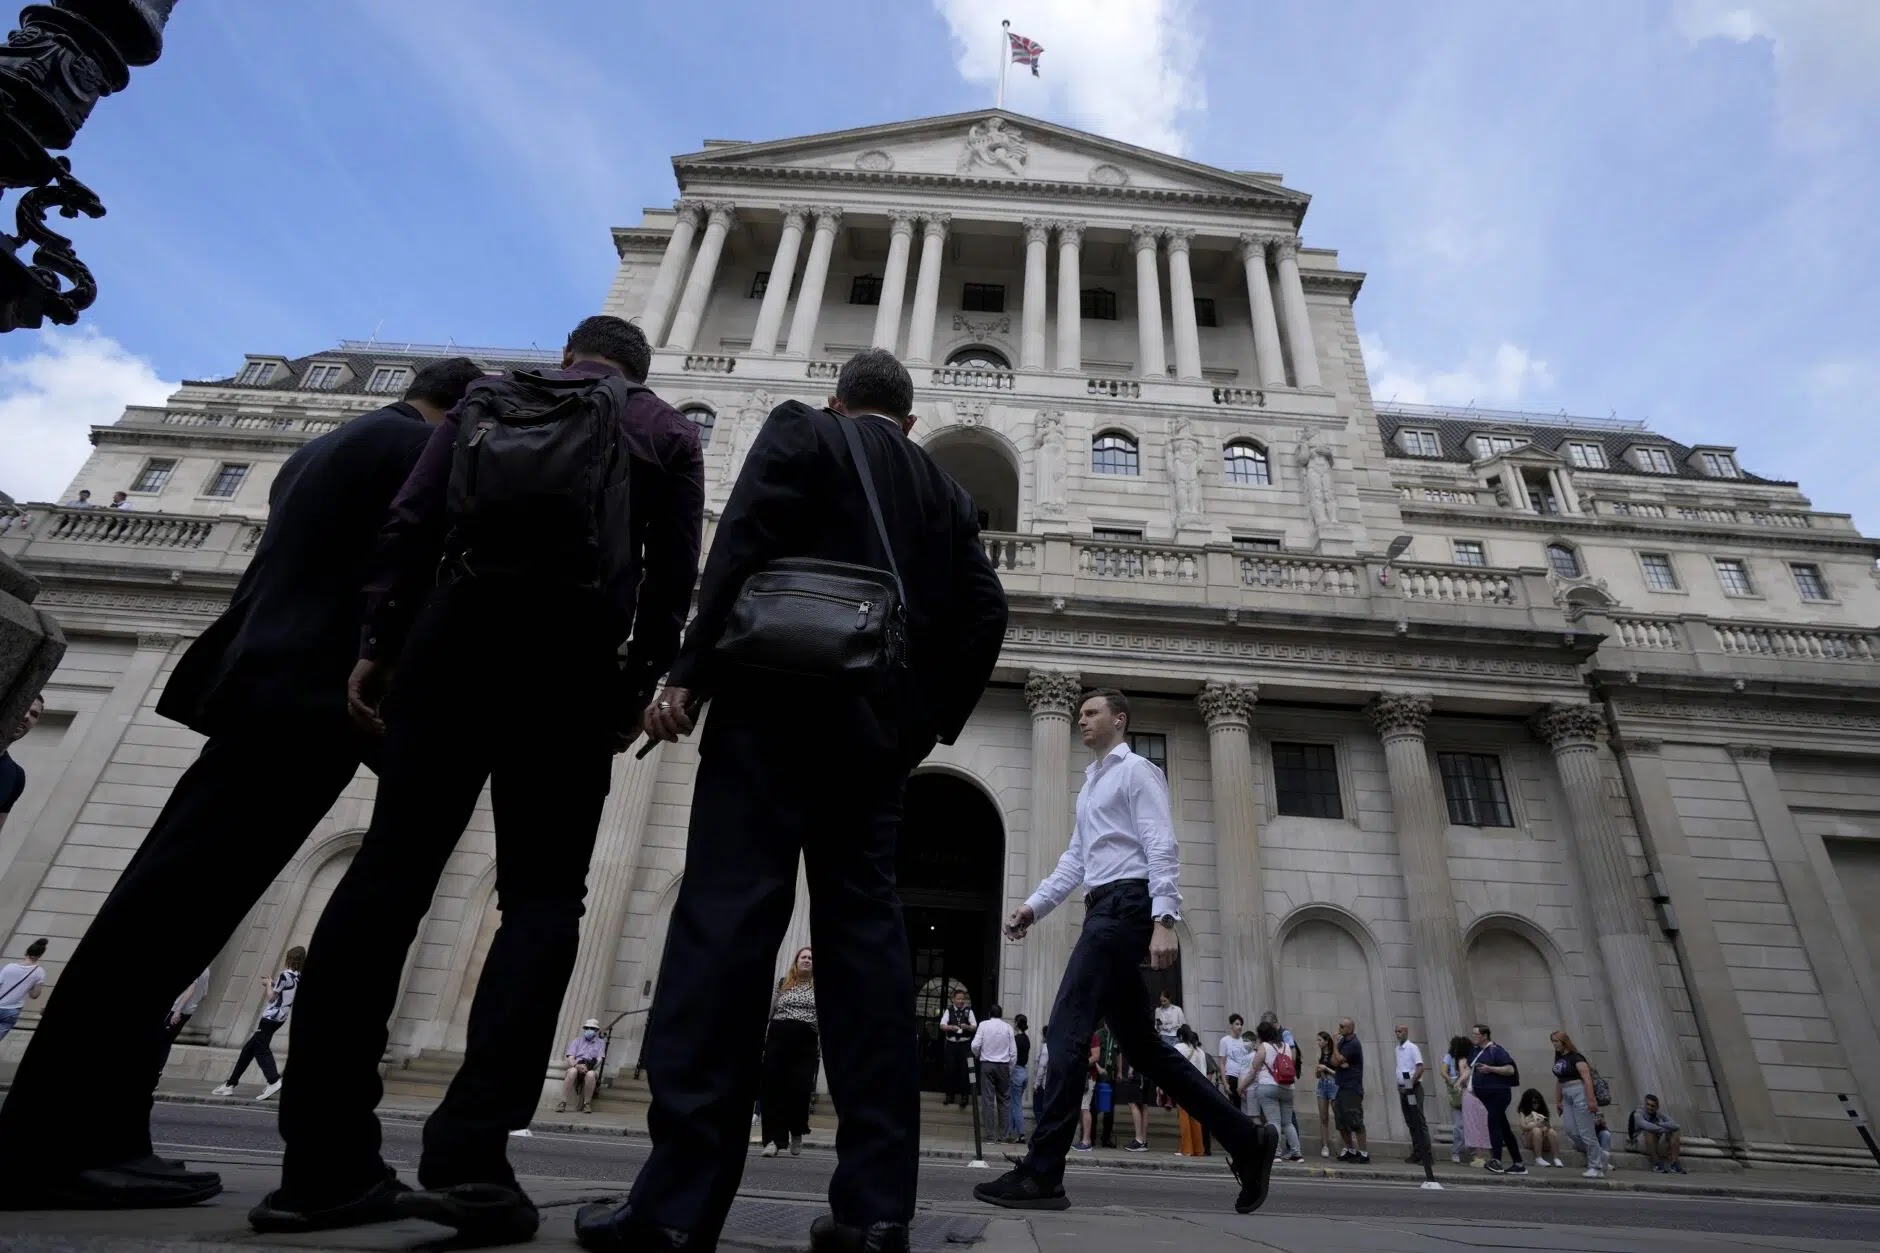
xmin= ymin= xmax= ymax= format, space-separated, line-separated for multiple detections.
xmin=971 ymin=1006 xmax=1018 ymax=1142
xmin=976 ymin=689 xmax=1278 ymax=1215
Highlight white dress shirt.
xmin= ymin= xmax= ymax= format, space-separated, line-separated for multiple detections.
xmin=1155 ymin=1003 xmax=1186 ymax=1040
xmin=971 ymin=1016 xmax=1017 ymax=1064
xmin=1395 ymin=1038 xmax=1425 ymax=1089
xmin=1026 ymin=741 xmax=1183 ymax=922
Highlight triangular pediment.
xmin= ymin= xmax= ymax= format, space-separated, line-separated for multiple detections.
xmin=674 ymin=109 xmax=1307 ymax=207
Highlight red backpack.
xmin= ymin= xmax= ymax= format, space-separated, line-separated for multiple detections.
xmin=1271 ymin=1043 xmax=1297 ymax=1085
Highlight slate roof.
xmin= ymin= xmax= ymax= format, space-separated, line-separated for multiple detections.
xmin=1374 ymin=407 xmax=1793 ymax=488
xmin=185 ymin=342 xmax=562 ymax=398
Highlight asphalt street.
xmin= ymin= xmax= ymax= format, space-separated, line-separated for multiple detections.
xmin=135 ymin=1101 xmax=1880 ymax=1244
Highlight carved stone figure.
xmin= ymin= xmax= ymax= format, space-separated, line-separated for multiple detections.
xmin=1294 ymin=426 xmax=1338 ymax=533
xmin=958 ymin=117 xmax=1029 ymax=176
xmin=1034 ymin=410 xmax=1067 ymax=517
xmin=1169 ymin=419 xmax=1204 ymax=524
xmin=722 ymin=388 xmax=773 ymax=482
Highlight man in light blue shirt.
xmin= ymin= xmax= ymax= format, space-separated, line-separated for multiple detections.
xmin=976 ymin=688 xmax=1277 ymax=1217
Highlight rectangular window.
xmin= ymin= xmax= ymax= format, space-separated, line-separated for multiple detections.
xmin=749 ymin=269 xmax=770 ymax=299
xmin=1193 ymin=297 xmax=1218 ymax=328
xmin=962 ymin=282 xmax=1006 ymax=313
xmin=130 ymin=458 xmax=177 ymax=494
xmin=1633 ymin=447 xmax=1674 ymax=474
xmin=1398 ymin=430 xmax=1441 ymax=457
xmin=1714 ymin=558 xmax=1754 ymax=596
xmin=1475 ymin=435 xmax=1517 ymax=457
xmin=849 ymin=273 xmax=882 ymax=306
xmin=1080 ymin=288 xmax=1117 ymax=320
xmin=365 ymin=366 xmax=407 ymax=394
xmin=1453 ymin=540 xmax=1487 ymax=567
xmin=204 ymin=463 xmax=250 ymax=498
xmin=1438 ymin=752 xmax=1514 ymax=827
xmin=1791 ymin=562 xmax=1831 ymax=601
xmin=1272 ymin=742 xmax=1343 ymax=819
xmin=1128 ymin=732 xmax=1168 ymax=776
xmin=1523 ymin=469 xmax=1560 ymax=514
xmin=237 ymin=361 xmax=275 ymax=387
xmin=1092 ymin=527 xmax=1144 ymax=542
xmin=1567 ymin=441 xmax=1607 ymax=469
xmin=1640 ymin=552 xmax=1679 ymax=591
xmin=1700 ymin=451 xmax=1739 ymax=478
xmin=302 ymin=364 xmax=342 ymax=390
xmin=1233 ymin=536 xmax=1281 ymax=553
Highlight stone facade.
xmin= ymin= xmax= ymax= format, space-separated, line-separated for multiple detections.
xmin=3 ymin=109 xmax=1879 ymax=1160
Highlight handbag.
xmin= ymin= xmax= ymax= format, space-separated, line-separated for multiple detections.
xmin=714 ymin=412 xmax=908 ymax=684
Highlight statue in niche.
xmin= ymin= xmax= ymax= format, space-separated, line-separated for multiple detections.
xmin=723 ymin=388 xmax=773 ymax=483
xmin=1034 ymin=410 xmax=1067 ymax=517
xmin=1169 ymin=418 xmax=1204 ymax=524
xmin=958 ymin=117 xmax=1029 ymax=176
xmin=1294 ymin=425 xmax=1338 ymax=533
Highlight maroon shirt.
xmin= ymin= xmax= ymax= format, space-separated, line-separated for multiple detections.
xmin=359 ymin=360 xmax=705 ymax=705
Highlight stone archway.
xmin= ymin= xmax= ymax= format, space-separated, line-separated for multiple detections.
xmin=444 ymin=892 xmax=503 ymax=1054
xmin=1275 ymin=906 xmax=1403 ymax=1139
xmin=1465 ymin=926 xmax=1562 ymax=1084
xmin=924 ymin=429 xmax=1020 ymax=532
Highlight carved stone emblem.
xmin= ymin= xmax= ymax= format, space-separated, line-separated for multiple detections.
xmin=957 ymin=117 xmax=1029 ymax=176
xmin=951 ymin=312 xmax=1011 ymax=339
xmin=1088 ymin=162 xmax=1129 ymax=186
xmin=953 ymin=399 xmax=988 ymax=427
xmin=854 ymin=149 xmax=893 ymax=171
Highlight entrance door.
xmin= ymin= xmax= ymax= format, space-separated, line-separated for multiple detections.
xmin=898 ymin=773 xmax=1004 ymax=1093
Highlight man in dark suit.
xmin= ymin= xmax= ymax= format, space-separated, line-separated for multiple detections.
xmin=0 ymin=357 xmax=485 ymax=1210
xmin=577 ymin=349 xmax=1009 ymax=1253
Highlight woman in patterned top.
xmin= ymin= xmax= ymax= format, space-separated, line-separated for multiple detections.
xmin=759 ymin=947 xmax=819 ymax=1158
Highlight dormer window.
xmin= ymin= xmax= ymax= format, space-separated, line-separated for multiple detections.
xmin=1472 ymin=434 xmax=1518 ymax=458
xmin=1632 ymin=446 xmax=1674 ymax=474
xmin=237 ymin=361 xmax=276 ymax=387
xmin=303 ymin=363 xmax=344 ymax=390
xmin=1699 ymin=451 xmax=1739 ymax=478
xmin=366 ymin=366 xmax=409 ymax=394
xmin=1566 ymin=441 xmax=1607 ymax=469
xmin=1398 ymin=429 xmax=1440 ymax=457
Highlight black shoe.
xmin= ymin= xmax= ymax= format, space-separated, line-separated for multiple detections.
xmin=249 ymin=1176 xmax=410 ymax=1233
xmin=397 ymin=1183 xmax=540 ymax=1246
xmin=0 ymin=1155 xmax=222 ymax=1211
xmin=576 ymin=1201 xmax=690 ymax=1251
xmin=1227 ymin=1124 xmax=1280 ymax=1215
xmin=973 ymin=1163 xmax=1071 ymax=1211
xmin=1337 ymin=1149 xmax=1356 ymax=1162
xmin=809 ymin=1214 xmax=911 ymax=1252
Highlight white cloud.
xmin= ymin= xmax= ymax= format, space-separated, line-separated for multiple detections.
xmin=0 ymin=330 xmax=175 ymax=504
xmin=1362 ymin=334 xmax=1555 ymax=409
xmin=1674 ymin=0 xmax=1880 ymax=148
xmin=932 ymin=0 xmax=1205 ymax=153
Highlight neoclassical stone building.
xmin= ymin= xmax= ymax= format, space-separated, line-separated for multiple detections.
xmin=4 ymin=110 xmax=1878 ymax=1161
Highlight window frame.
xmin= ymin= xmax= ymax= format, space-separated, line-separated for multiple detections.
xmin=301 ymin=363 xmax=343 ymax=391
xmin=1790 ymin=562 xmax=1833 ymax=602
xmin=1232 ymin=535 xmax=1282 ymax=554
xmin=682 ymin=404 xmax=716 ymax=447
xmin=129 ymin=457 xmax=177 ymax=495
xmin=961 ymin=282 xmax=1006 ymax=313
xmin=1638 ymin=551 xmax=1681 ymax=592
xmin=1566 ymin=441 xmax=1608 ymax=469
xmin=202 ymin=462 xmax=251 ymax=499
xmin=848 ymin=272 xmax=883 ymax=306
xmin=1545 ymin=542 xmax=1583 ymax=579
xmin=1222 ymin=440 xmax=1271 ymax=486
xmin=1127 ymin=731 xmax=1169 ymax=777
xmin=365 ymin=366 xmax=408 ymax=394
xmin=1080 ymin=287 xmax=1117 ymax=320
xmin=1437 ymin=751 xmax=1516 ymax=828
xmin=1091 ymin=431 xmax=1141 ymax=477
xmin=1699 ymin=451 xmax=1739 ymax=478
xmin=1270 ymin=741 xmax=1344 ymax=820
xmin=749 ymin=269 xmax=770 ymax=299
xmin=1193 ymin=296 xmax=1219 ymax=328
xmin=1398 ymin=429 xmax=1441 ymax=458
xmin=1473 ymin=434 xmax=1518 ymax=458
xmin=236 ymin=361 xmax=275 ymax=387
xmin=945 ymin=345 xmax=1011 ymax=371
xmin=1712 ymin=556 xmax=1756 ymax=598
xmin=1632 ymin=446 xmax=1675 ymax=474
xmin=1451 ymin=539 xmax=1488 ymax=567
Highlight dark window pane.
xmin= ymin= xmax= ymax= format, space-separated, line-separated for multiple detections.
xmin=1437 ymin=752 xmax=1514 ymax=827
xmin=962 ymin=283 xmax=1006 ymax=313
xmin=1272 ymin=742 xmax=1343 ymax=819
xmin=850 ymin=273 xmax=882 ymax=305
xmin=1546 ymin=544 xmax=1582 ymax=578
xmin=205 ymin=464 xmax=249 ymax=498
xmin=684 ymin=406 xmax=715 ymax=447
xmin=130 ymin=459 xmax=176 ymax=493
xmin=1081 ymin=288 xmax=1117 ymax=320
xmin=750 ymin=270 xmax=770 ymax=299
xmin=1193 ymin=297 xmax=1218 ymax=328
xmin=1128 ymin=732 xmax=1168 ymax=775
xmin=1223 ymin=443 xmax=1270 ymax=485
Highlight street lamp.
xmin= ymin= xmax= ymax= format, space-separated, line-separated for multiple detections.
xmin=1378 ymin=534 xmax=1413 ymax=586
xmin=0 ymin=0 xmax=177 ymax=332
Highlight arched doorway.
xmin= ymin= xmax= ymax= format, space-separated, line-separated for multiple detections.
xmin=900 ymin=772 xmax=1004 ymax=1092
xmin=1466 ymin=926 xmax=1560 ymax=1075
xmin=925 ymin=431 xmax=1019 ymax=533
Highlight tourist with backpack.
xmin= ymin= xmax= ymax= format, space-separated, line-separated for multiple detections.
xmin=1252 ymin=1020 xmax=1304 ymax=1162
xmin=1550 ymin=1029 xmax=1610 ymax=1177
xmin=261 ymin=316 xmax=705 ymax=1243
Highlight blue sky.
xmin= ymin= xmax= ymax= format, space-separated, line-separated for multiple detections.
xmin=5 ymin=0 xmax=1877 ymax=531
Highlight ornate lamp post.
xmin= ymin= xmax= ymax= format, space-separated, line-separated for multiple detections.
xmin=0 ymin=0 xmax=175 ymax=332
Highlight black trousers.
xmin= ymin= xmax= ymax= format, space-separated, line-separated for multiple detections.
xmin=943 ymin=1040 xmax=972 ymax=1101
xmin=278 ymin=583 xmax=616 ymax=1203
xmin=626 ymin=703 xmax=916 ymax=1244
xmin=1400 ymin=1083 xmax=1431 ymax=1162
xmin=1479 ymin=1086 xmax=1523 ymax=1164
xmin=228 ymin=1018 xmax=285 ymax=1086
xmin=760 ymin=1019 xmax=819 ymax=1149
xmin=0 ymin=720 xmax=362 ymax=1174
xmin=1025 ymin=881 xmax=1256 ymax=1184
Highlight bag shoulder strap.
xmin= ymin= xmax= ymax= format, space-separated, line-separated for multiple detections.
xmin=0 ymin=965 xmax=37 ymax=1004
xmin=831 ymin=413 xmax=906 ymax=601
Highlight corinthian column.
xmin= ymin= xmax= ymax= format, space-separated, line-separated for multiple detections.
xmin=1198 ymin=681 xmax=1272 ymax=1020
xmin=1131 ymin=226 xmax=1167 ymax=379
xmin=1533 ymin=705 xmax=1695 ymax=1115
xmin=666 ymin=201 xmax=736 ymax=353
xmin=1165 ymin=229 xmax=1203 ymax=381
xmin=1023 ymin=670 xmax=1082 ymax=1017
xmin=1237 ymin=233 xmax=1286 ymax=389
xmin=552 ymin=748 xmax=661 ymax=1065
xmin=872 ymin=211 xmax=917 ymax=351
xmin=1271 ymin=236 xmax=1322 ymax=388
xmin=1054 ymin=220 xmax=1083 ymax=372
xmin=749 ymin=205 xmax=807 ymax=356
xmin=784 ymin=207 xmax=842 ymax=358
xmin=1366 ymin=693 xmax=1470 ymax=1044
xmin=641 ymin=199 xmax=703 ymax=348
xmin=1019 ymin=218 xmax=1051 ymax=370
xmin=905 ymin=213 xmax=951 ymax=364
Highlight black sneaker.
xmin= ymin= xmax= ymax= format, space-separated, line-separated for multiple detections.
xmin=1072 ymin=1141 xmax=1093 ymax=1153
xmin=1484 ymin=1159 xmax=1506 ymax=1174
xmin=1506 ymin=1164 xmax=1528 ymax=1176
xmin=1125 ymin=1140 xmax=1148 ymax=1153
xmin=1337 ymin=1149 xmax=1357 ymax=1162
xmin=1357 ymin=1152 xmax=1370 ymax=1164
xmin=973 ymin=1164 xmax=1070 ymax=1211
xmin=395 ymin=1183 xmax=539 ymax=1245
xmin=1227 ymin=1124 xmax=1281 ymax=1215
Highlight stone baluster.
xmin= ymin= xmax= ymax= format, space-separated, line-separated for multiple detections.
xmin=784 ymin=207 xmax=842 ymax=358
xmin=1197 ymin=680 xmax=1272 ymax=1019
xmin=641 ymin=199 xmax=703 ymax=348
xmin=748 ymin=205 xmax=807 ymax=356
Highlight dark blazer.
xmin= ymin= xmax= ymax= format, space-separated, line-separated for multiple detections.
xmin=670 ymin=400 xmax=1008 ymax=762
xmin=158 ymin=403 xmax=437 ymax=737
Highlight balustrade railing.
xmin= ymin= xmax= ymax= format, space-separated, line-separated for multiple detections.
xmin=981 ymin=532 xmax=1037 ymax=572
xmin=931 ymin=366 xmax=1015 ymax=391
xmin=43 ymin=507 xmax=214 ymax=549
xmin=157 ymin=411 xmax=335 ymax=434
xmin=1240 ymin=553 xmax=1362 ymax=596
xmin=1677 ymin=505 xmax=1739 ymax=523
xmin=805 ymin=360 xmax=841 ymax=380
xmin=1210 ymin=386 xmax=1265 ymax=408
xmin=1747 ymin=510 xmax=1811 ymax=528
xmin=1085 ymin=376 xmax=1140 ymax=399
xmin=1076 ymin=539 xmax=1200 ymax=583
xmin=1610 ymin=616 xmax=1685 ymax=650
xmin=1395 ymin=563 xmax=1516 ymax=605
xmin=1715 ymin=622 xmax=1878 ymax=662
xmin=683 ymin=354 xmax=737 ymax=374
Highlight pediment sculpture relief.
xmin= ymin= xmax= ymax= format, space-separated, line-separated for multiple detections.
xmin=958 ymin=118 xmax=1029 ymax=176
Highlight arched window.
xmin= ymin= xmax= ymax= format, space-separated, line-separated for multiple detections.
xmin=945 ymin=345 xmax=1010 ymax=371
xmin=1546 ymin=542 xmax=1582 ymax=579
xmin=1223 ymin=440 xmax=1271 ymax=485
xmin=682 ymin=405 xmax=715 ymax=447
xmin=1091 ymin=431 xmax=1140 ymax=476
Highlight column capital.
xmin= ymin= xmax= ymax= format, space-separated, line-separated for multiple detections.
xmin=1053 ymin=219 xmax=1085 ymax=246
xmin=1130 ymin=224 xmax=1162 ymax=252
xmin=673 ymin=198 xmax=707 ymax=225
xmin=887 ymin=210 xmax=919 ymax=237
xmin=1164 ymin=227 xmax=1194 ymax=254
xmin=1235 ymin=231 xmax=1269 ymax=262
xmin=1024 ymin=670 xmax=1083 ymax=719
xmin=1366 ymin=692 xmax=1432 ymax=740
xmin=704 ymin=201 xmax=738 ymax=230
xmin=1727 ymin=742 xmax=1772 ymax=763
xmin=1197 ymin=680 xmax=1259 ymax=728
xmin=777 ymin=204 xmax=812 ymax=229
xmin=1270 ymin=235 xmax=1301 ymax=262
xmin=1532 ymin=703 xmax=1605 ymax=751
xmin=920 ymin=212 xmax=952 ymax=238
xmin=1023 ymin=217 xmax=1053 ymax=246
xmin=811 ymin=206 xmax=844 ymax=231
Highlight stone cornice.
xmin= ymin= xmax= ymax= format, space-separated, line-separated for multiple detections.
xmin=91 ymin=427 xmax=317 ymax=456
xmin=1395 ymin=502 xmax=1876 ymax=555
xmin=611 ymin=227 xmax=671 ymax=257
xmin=1299 ymin=270 xmax=1365 ymax=298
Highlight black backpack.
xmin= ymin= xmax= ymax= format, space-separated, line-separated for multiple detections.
xmin=443 ymin=370 xmax=641 ymax=613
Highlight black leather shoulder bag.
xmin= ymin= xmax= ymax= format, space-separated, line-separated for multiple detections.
xmin=714 ymin=413 xmax=909 ymax=684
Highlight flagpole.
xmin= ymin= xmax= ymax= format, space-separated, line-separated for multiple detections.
xmin=997 ymin=18 xmax=1009 ymax=109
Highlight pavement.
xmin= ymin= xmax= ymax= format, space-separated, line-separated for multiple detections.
xmin=2 ymin=1103 xmax=1879 ymax=1251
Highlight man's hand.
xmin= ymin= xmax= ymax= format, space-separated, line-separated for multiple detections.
xmin=643 ymin=686 xmax=696 ymax=743
xmin=166 ymin=1012 xmax=180 ymax=1028
xmin=347 ymin=658 xmax=390 ymax=737
xmin=1149 ymin=924 xmax=1179 ymax=971
xmin=1003 ymin=903 xmax=1035 ymax=941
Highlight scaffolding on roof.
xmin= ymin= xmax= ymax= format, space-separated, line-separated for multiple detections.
xmin=1376 ymin=400 xmax=1646 ymax=432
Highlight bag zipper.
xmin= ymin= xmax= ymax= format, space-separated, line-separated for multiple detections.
xmin=747 ymin=586 xmax=879 ymax=628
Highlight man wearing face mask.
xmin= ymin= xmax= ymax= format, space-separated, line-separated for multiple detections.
xmin=560 ymin=1019 xmax=608 ymax=1115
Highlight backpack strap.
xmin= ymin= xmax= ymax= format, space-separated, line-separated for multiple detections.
xmin=831 ymin=413 xmax=907 ymax=605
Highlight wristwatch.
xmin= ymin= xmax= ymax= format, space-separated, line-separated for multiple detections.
xmin=1155 ymin=914 xmax=1178 ymax=929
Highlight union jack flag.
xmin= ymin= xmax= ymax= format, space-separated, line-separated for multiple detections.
xmin=1008 ymin=31 xmax=1043 ymax=76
